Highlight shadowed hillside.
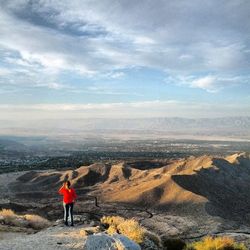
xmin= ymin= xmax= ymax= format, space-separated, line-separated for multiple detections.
xmin=172 ymin=152 xmax=250 ymax=221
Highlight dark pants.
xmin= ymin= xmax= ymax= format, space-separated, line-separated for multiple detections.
xmin=63 ymin=202 xmax=74 ymax=225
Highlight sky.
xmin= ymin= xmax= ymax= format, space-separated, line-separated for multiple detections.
xmin=0 ymin=0 xmax=250 ymax=120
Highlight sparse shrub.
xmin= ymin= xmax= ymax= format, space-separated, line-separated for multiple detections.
xmin=0 ymin=209 xmax=50 ymax=230
xmin=117 ymin=218 xmax=146 ymax=243
xmin=161 ymin=236 xmax=186 ymax=250
xmin=0 ymin=209 xmax=16 ymax=217
xmin=23 ymin=214 xmax=50 ymax=230
xmin=100 ymin=215 xmax=149 ymax=244
xmin=0 ymin=209 xmax=23 ymax=227
xmin=186 ymin=236 xmax=247 ymax=250
xmin=107 ymin=224 xmax=118 ymax=235
xmin=101 ymin=215 xmax=125 ymax=228
xmin=0 ymin=209 xmax=17 ymax=223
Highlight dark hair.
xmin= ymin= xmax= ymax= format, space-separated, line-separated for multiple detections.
xmin=66 ymin=181 xmax=71 ymax=187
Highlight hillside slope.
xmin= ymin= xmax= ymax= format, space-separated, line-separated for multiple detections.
xmin=7 ymin=152 xmax=250 ymax=222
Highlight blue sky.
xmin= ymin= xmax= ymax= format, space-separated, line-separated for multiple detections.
xmin=0 ymin=0 xmax=250 ymax=119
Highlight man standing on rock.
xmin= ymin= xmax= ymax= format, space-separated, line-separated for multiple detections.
xmin=58 ymin=181 xmax=77 ymax=226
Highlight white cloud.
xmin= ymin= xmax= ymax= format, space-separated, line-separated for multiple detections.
xmin=134 ymin=36 xmax=156 ymax=45
xmin=166 ymin=74 xmax=250 ymax=92
xmin=0 ymin=0 xmax=250 ymax=92
xmin=19 ymin=51 xmax=68 ymax=72
xmin=191 ymin=76 xmax=217 ymax=92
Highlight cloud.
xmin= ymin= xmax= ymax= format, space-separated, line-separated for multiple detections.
xmin=191 ymin=76 xmax=217 ymax=92
xmin=0 ymin=0 xmax=249 ymax=93
xmin=166 ymin=74 xmax=250 ymax=92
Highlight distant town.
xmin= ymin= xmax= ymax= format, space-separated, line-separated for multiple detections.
xmin=1 ymin=135 xmax=249 ymax=174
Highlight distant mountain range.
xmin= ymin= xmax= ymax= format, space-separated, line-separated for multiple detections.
xmin=0 ymin=116 xmax=250 ymax=139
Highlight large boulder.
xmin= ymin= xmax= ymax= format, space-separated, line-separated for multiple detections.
xmin=83 ymin=233 xmax=116 ymax=250
xmin=83 ymin=232 xmax=141 ymax=250
xmin=112 ymin=234 xmax=141 ymax=250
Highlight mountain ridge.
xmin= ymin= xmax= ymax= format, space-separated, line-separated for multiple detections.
xmin=7 ymin=152 xmax=250 ymax=223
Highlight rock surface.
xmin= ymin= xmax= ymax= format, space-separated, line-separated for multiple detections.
xmin=0 ymin=224 xmax=142 ymax=250
xmin=0 ymin=224 xmax=97 ymax=250
xmin=83 ymin=233 xmax=141 ymax=250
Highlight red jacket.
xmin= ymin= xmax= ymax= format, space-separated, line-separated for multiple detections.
xmin=59 ymin=186 xmax=77 ymax=204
